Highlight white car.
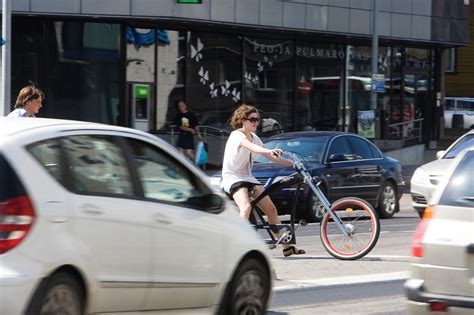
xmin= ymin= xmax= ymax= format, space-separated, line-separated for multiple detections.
xmin=0 ymin=118 xmax=273 ymax=314
xmin=405 ymin=148 xmax=474 ymax=314
xmin=410 ymin=129 xmax=474 ymax=217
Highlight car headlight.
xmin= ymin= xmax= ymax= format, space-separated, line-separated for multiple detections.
xmin=411 ymin=168 xmax=430 ymax=185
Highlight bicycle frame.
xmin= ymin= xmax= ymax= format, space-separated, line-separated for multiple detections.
xmin=250 ymin=152 xmax=350 ymax=244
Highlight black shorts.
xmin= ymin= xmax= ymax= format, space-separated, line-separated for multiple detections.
xmin=177 ymin=133 xmax=195 ymax=150
xmin=227 ymin=181 xmax=256 ymax=200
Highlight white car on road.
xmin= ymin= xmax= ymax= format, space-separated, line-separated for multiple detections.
xmin=0 ymin=118 xmax=273 ymax=314
xmin=410 ymin=129 xmax=474 ymax=217
xmin=405 ymin=147 xmax=474 ymax=314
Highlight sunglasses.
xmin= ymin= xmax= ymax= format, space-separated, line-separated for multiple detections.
xmin=246 ymin=117 xmax=260 ymax=123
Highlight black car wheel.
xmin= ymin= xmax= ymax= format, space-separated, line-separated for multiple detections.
xmin=377 ymin=181 xmax=399 ymax=219
xmin=219 ymin=258 xmax=270 ymax=315
xmin=305 ymin=186 xmax=327 ymax=223
xmin=27 ymin=272 xmax=84 ymax=315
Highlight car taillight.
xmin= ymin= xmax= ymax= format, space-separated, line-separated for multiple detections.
xmin=0 ymin=195 xmax=36 ymax=254
xmin=411 ymin=206 xmax=434 ymax=258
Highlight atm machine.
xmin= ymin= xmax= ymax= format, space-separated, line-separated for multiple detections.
xmin=132 ymin=83 xmax=152 ymax=131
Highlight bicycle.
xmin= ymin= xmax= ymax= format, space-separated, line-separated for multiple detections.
xmin=249 ymin=151 xmax=381 ymax=260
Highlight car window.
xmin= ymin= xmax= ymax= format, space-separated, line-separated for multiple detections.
xmin=438 ymin=151 xmax=474 ymax=207
xmin=61 ymin=135 xmax=134 ymax=196
xmin=256 ymin=137 xmax=328 ymax=163
xmin=347 ymin=136 xmax=375 ymax=159
xmin=124 ymin=138 xmax=208 ymax=206
xmin=327 ymin=137 xmax=352 ymax=159
xmin=444 ymin=134 xmax=474 ymax=159
xmin=27 ymin=139 xmax=65 ymax=185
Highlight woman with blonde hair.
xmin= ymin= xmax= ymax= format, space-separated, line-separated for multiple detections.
xmin=221 ymin=104 xmax=305 ymax=257
xmin=7 ymin=85 xmax=45 ymax=117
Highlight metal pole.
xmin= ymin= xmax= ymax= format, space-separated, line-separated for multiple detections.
xmin=370 ymin=0 xmax=379 ymax=110
xmin=1 ymin=0 xmax=11 ymax=116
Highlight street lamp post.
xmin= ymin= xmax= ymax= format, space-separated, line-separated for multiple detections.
xmin=1 ymin=0 xmax=11 ymax=116
xmin=370 ymin=0 xmax=379 ymax=110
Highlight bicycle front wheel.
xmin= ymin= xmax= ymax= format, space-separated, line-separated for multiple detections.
xmin=320 ymin=197 xmax=380 ymax=260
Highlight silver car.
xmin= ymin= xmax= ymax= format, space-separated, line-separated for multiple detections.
xmin=405 ymin=148 xmax=474 ymax=314
xmin=410 ymin=130 xmax=474 ymax=217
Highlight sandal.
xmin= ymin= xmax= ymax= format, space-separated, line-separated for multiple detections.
xmin=283 ymin=246 xmax=306 ymax=257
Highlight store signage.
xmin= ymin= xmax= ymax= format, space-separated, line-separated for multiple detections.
xmin=177 ymin=0 xmax=202 ymax=3
xmin=357 ymin=110 xmax=376 ymax=139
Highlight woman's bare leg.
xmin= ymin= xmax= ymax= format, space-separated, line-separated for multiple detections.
xmin=232 ymin=187 xmax=252 ymax=219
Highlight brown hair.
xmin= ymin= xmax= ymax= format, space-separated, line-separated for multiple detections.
xmin=230 ymin=104 xmax=258 ymax=129
xmin=14 ymin=85 xmax=45 ymax=109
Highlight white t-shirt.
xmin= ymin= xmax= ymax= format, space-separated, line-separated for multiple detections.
xmin=221 ymin=130 xmax=264 ymax=193
xmin=7 ymin=108 xmax=34 ymax=117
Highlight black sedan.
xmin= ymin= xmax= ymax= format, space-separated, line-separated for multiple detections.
xmin=251 ymin=131 xmax=404 ymax=221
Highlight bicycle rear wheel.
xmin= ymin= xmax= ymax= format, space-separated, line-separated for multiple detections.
xmin=320 ymin=197 xmax=380 ymax=260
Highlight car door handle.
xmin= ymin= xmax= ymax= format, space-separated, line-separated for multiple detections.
xmin=80 ymin=204 xmax=103 ymax=216
xmin=153 ymin=213 xmax=172 ymax=225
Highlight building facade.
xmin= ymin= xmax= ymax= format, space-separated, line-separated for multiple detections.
xmin=2 ymin=0 xmax=470 ymax=147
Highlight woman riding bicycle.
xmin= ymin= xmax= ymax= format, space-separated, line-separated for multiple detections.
xmin=221 ymin=104 xmax=305 ymax=257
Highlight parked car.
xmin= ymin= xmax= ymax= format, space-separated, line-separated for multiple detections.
xmin=410 ymin=129 xmax=474 ymax=217
xmin=212 ymin=131 xmax=404 ymax=221
xmin=0 ymin=117 xmax=273 ymax=314
xmin=405 ymin=148 xmax=474 ymax=314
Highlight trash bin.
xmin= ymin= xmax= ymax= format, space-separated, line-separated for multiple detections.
xmin=452 ymin=114 xmax=464 ymax=129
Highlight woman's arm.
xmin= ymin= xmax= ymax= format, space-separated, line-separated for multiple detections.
xmin=240 ymin=138 xmax=293 ymax=167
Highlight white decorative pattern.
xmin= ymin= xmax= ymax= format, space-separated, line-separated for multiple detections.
xmin=190 ymin=37 xmax=204 ymax=62
xmin=209 ymin=82 xmax=218 ymax=98
xmin=199 ymin=66 xmax=209 ymax=85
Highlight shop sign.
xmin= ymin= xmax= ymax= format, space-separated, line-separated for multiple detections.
xmin=357 ymin=110 xmax=376 ymax=139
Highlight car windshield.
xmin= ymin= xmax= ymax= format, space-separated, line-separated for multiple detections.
xmin=444 ymin=134 xmax=474 ymax=159
xmin=439 ymin=150 xmax=474 ymax=207
xmin=255 ymin=137 xmax=328 ymax=163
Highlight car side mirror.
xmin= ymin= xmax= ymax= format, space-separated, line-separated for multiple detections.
xmin=186 ymin=193 xmax=224 ymax=213
xmin=436 ymin=150 xmax=445 ymax=159
xmin=328 ymin=153 xmax=346 ymax=162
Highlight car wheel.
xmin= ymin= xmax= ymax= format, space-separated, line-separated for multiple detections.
xmin=305 ymin=189 xmax=326 ymax=222
xmin=220 ymin=258 xmax=270 ymax=315
xmin=27 ymin=272 xmax=84 ymax=315
xmin=378 ymin=181 xmax=399 ymax=219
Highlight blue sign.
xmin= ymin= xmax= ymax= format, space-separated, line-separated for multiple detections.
xmin=0 ymin=38 xmax=5 ymax=46
xmin=372 ymin=74 xmax=385 ymax=93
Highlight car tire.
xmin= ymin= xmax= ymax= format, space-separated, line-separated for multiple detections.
xmin=219 ymin=258 xmax=270 ymax=315
xmin=26 ymin=272 xmax=84 ymax=315
xmin=305 ymin=187 xmax=326 ymax=223
xmin=377 ymin=181 xmax=399 ymax=219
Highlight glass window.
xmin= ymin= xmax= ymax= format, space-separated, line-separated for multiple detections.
xmin=347 ymin=137 xmax=375 ymax=159
xmin=439 ymin=151 xmax=474 ymax=207
xmin=296 ymin=42 xmax=344 ymax=131
xmin=444 ymin=48 xmax=456 ymax=73
xmin=327 ymin=137 xmax=352 ymax=159
xmin=27 ymin=139 xmax=65 ymax=185
xmin=62 ymin=135 xmax=133 ymax=196
xmin=183 ymin=32 xmax=242 ymax=131
xmin=244 ymin=37 xmax=294 ymax=133
xmin=444 ymin=134 xmax=474 ymax=159
xmin=124 ymin=138 xmax=209 ymax=206
xmin=257 ymin=137 xmax=329 ymax=163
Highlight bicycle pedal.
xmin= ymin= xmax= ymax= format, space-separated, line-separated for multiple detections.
xmin=299 ymin=219 xmax=308 ymax=227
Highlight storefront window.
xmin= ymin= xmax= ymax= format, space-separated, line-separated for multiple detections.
xmin=43 ymin=20 xmax=120 ymax=124
xmin=184 ymin=32 xmax=242 ymax=130
xmin=244 ymin=38 xmax=294 ymax=133
xmin=295 ymin=42 xmax=344 ymax=131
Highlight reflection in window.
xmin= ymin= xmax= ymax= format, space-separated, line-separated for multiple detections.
xmin=244 ymin=38 xmax=294 ymax=132
xmin=439 ymin=151 xmax=474 ymax=207
xmin=296 ymin=42 xmax=344 ymax=131
xmin=27 ymin=139 xmax=64 ymax=185
xmin=62 ymin=135 xmax=133 ymax=196
xmin=125 ymin=138 xmax=203 ymax=204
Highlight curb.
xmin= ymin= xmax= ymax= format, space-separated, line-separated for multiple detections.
xmin=273 ymin=271 xmax=409 ymax=293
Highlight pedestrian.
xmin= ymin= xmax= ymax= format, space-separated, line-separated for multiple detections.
xmin=221 ymin=104 xmax=305 ymax=257
xmin=174 ymin=100 xmax=200 ymax=161
xmin=7 ymin=85 xmax=45 ymax=117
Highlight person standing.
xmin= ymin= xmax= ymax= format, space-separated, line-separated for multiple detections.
xmin=174 ymin=100 xmax=199 ymax=161
xmin=7 ymin=85 xmax=45 ymax=117
xmin=221 ymin=104 xmax=305 ymax=257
